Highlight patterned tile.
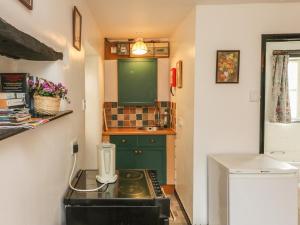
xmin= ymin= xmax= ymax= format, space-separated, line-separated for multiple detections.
xmin=117 ymin=114 xmax=124 ymax=121
xmin=104 ymin=101 xmax=173 ymax=128
xmin=136 ymin=107 xmax=143 ymax=114
xmin=130 ymin=114 xmax=136 ymax=120
xmin=111 ymin=108 xmax=117 ymax=114
xmin=118 ymin=108 xmax=124 ymax=114
xmin=136 ymin=114 xmax=142 ymax=120
xmin=136 ymin=120 xmax=143 ymax=127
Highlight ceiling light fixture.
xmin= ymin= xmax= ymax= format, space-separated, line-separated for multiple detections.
xmin=132 ymin=38 xmax=148 ymax=55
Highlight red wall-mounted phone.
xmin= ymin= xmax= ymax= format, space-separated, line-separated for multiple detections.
xmin=170 ymin=68 xmax=176 ymax=96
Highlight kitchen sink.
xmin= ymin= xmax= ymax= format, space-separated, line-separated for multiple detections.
xmin=138 ymin=126 xmax=165 ymax=131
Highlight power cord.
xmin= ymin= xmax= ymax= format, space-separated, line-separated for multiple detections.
xmin=69 ymin=153 xmax=108 ymax=192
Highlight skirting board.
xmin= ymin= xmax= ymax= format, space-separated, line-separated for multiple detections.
xmin=174 ymin=189 xmax=192 ymax=225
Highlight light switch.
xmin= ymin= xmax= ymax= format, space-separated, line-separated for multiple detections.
xmin=249 ymin=90 xmax=260 ymax=102
xmin=177 ymin=117 xmax=183 ymax=128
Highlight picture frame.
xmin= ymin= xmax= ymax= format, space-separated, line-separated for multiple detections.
xmin=19 ymin=0 xmax=33 ymax=10
xmin=73 ymin=6 xmax=82 ymax=51
xmin=216 ymin=50 xmax=240 ymax=83
xmin=110 ymin=46 xmax=117 ymax=54
xmin=176 ymin=60 xmax=183 ymax=88
xmin=117 ymin=43 xmax=130 ymax=56
xmin=154 ymin=42 xmax=169 ymax=57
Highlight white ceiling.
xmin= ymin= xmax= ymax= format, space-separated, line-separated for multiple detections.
xmin=86 ymin=0 xmax=299 ymax=39
xmin=86 ymin=0 xmax=197 ymax=38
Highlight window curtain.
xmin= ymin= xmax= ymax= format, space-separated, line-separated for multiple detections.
xmin=269 ymin=54 xmax=291 ymax=123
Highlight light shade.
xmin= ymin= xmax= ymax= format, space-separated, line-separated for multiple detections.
xmin=132 ymin=38 xmax=148 ymax=55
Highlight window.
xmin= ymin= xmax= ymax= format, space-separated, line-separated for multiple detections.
xmin=288 ymin=58 xmax=300 ymax=121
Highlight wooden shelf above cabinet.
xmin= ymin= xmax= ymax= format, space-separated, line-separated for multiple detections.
xmin=0 ymin=17 xmax=63 ymax=61
xmin=104 ymin=38 xmax=169 ymax=60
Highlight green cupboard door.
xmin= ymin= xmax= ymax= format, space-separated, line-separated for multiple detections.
xmin=116 ymin=148 xmax=138 ymax=169
xmin=136 ymin=148 xmax=166 ymax=184
xmin=118 ymin=58 xmax=157 ymax=106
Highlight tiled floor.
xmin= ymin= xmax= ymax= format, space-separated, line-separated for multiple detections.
xmin=168 ymin=194 xmax=189 ymax=225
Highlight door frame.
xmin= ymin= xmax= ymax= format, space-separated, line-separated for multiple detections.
xmin=259 ymin=33 xmax=300 ymax=154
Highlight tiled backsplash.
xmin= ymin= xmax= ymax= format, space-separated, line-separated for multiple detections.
xmin=104 ymin=101 xmax=176 ymax=128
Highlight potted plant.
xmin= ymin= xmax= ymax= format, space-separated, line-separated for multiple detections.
xmin=28 ymin=78 xmax=70 ymax=115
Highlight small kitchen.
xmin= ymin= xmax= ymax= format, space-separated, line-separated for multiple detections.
xmin=68 ymin=38 xmax=184 ymax=225
xmin=102 ymin=38 xmax=176 ymax=185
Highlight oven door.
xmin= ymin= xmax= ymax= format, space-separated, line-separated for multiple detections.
xmin=65 ymin=205 xmax=160 ymax=225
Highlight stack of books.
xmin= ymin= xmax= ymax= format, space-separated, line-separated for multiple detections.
xmin=0 ymin=92 xmax=26 ymax=109
xmin=0 ymin=73 xmax=29 ymax=109
xmin=0 ymin=108 xmax=31 ymax=128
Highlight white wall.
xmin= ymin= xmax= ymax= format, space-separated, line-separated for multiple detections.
xmin=84 ymin=54 xmax=104 ymax=169
xmin=170 ymin=9 xmax=195 ymax=220
xmin=194 ymin=3 xmax=300 ymax=224
xmin=104 ymin=58 xmax=170 ymax=102
xmin=0 ymin=1 xmax=103 ymax=225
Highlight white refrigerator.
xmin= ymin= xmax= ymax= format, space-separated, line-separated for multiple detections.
xmin=208 ymin=154 xmax=298 ymax=225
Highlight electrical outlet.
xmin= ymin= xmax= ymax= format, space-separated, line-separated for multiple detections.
xmin=71 ymin=140 xmax=79 ymax=154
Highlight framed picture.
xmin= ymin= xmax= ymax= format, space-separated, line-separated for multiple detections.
xmin=117 ymin=43 xmax=130 ymax=55
xmin=216 ymin=50 xmax=240 ymax=83
xmin=154 ymin=42 xmax=169 ymax=57
xmin=19 ymin=0 xmax=33 ymax=10
xmin=110 ymin=46 xmax=117 ymax=54
xmin=176 ymin=60 xmax=183 ymax=88
xmin=73 ymin=6 xmax=82 ymax=51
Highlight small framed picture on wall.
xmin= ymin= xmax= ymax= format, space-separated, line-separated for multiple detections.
xmin=73 ymin=6 xmax=82 ymax=51
xmin=19 ymin=0 xmax=33 ymax=10
xmin=216 ymin=50 xmax=240 ymax=83
xmin=176 ymin=60 xmax=183 ymax=88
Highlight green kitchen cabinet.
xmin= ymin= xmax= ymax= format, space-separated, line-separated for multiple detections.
xmin=115 ymin=148 xmax=137 ymax=169
xmin=118 ymin=58 xmax=157 ymax=106
xmin=110 ymin=135 xmax=166 ymax=184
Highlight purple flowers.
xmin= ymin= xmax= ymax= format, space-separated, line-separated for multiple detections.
xmin=28 ymin=78 xmax=70 ymax=103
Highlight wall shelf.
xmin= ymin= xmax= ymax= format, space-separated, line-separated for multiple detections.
xmin=0 ymin=17 xmax=63 ymax=61
xmin=0 ymin=110 xmax=73 ymax=141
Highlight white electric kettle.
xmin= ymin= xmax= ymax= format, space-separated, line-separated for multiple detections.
xmin=96 ymin=143 xmax=118 ymax=184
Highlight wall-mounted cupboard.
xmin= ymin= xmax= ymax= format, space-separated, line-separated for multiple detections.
xmin=118 ymin=58 xmax=157 ymax=106
xmin=104 ymin=58 xmax=170 ymax=102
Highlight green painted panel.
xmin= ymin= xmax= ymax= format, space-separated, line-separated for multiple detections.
xmin=116 ymin=148 xmax=137 ymax=169
xmin=118 ymin=58 xmax=157 ymax=106
xmin=110 ymin=135 xmax=137 ymax=148
xmin=136 ymin=147 xmax=166 ymax=184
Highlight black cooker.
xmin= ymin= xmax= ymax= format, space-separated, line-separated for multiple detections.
xmin=64 ymin=169 xmax=170 ymax=225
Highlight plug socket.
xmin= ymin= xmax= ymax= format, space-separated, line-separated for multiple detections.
xmin=72 ymin=142 xmax=79 ymax=154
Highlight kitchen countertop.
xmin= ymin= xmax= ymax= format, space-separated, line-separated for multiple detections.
xmin=103 ymin=127 xmax=176 ymax=136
